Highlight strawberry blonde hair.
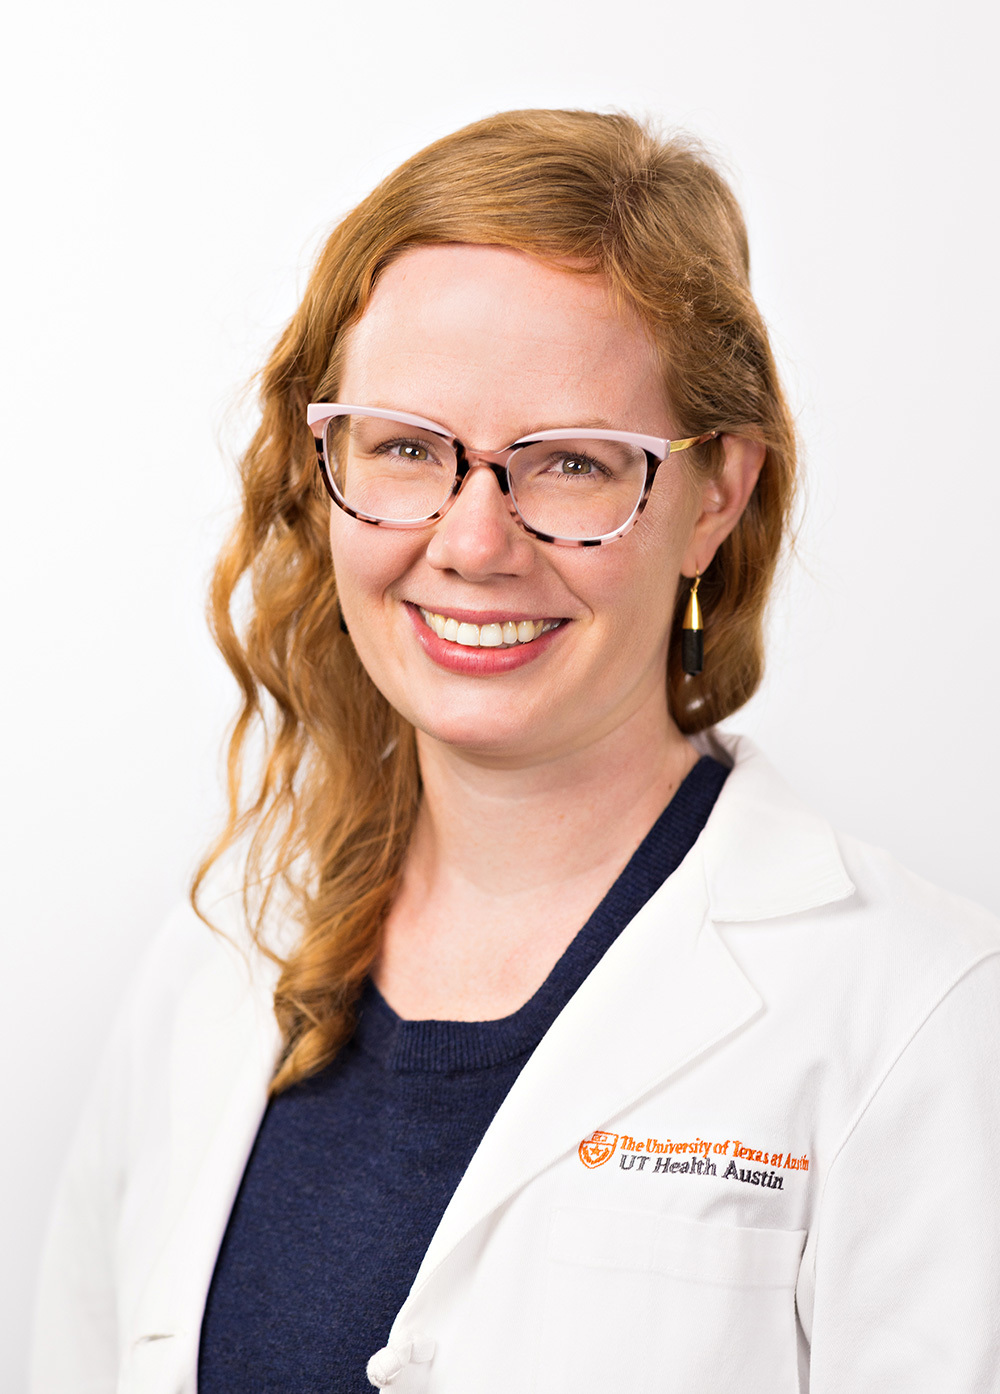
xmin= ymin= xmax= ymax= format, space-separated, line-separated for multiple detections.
xmin=194 ymin=109 xmax=797 ymax=1092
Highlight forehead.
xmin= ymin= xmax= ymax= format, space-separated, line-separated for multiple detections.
xmin=338 ymin=244 xmax=669 ymax=441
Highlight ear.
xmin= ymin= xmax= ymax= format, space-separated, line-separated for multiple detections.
xmin=681 ymin=434 xmax=765 ymax=576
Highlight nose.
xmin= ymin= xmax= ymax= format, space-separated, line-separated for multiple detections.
xmin=424 ymin=460 xmax=535 ymax=579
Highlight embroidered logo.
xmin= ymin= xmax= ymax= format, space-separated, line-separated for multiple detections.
xmin=578 ymin=1130 xmax=619 ymax=1168
xmin=577 ymin=1129 xmax=811 ymax=1189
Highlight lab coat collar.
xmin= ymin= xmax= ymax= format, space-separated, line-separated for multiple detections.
xmin=693 ymin=729 xmax=856 ymax=922
xmin=403 ymin=732 xmax=855 ymax=1311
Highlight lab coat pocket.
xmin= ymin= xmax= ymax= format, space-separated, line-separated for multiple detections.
xmin=535 ymin=1207 xmax=805 ymax=1393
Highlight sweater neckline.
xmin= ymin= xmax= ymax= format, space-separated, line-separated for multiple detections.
xmin=351 ymin=755 xmax=728 ymax=1074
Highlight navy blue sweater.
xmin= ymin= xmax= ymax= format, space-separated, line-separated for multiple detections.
xmin=198 ymin=756 xmax=727 ymax=1392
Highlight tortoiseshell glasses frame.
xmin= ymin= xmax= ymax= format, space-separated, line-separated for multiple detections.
xmin=307 ymin=403 xmax=718 ymax=547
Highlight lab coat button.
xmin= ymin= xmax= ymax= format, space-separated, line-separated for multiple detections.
xmin=367 ymin=1334 xmax=436 ymax=1387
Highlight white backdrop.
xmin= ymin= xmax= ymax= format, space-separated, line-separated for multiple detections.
xmin=2 ymin=0 xmax=997 ymax=1380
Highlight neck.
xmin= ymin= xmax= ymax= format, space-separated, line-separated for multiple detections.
xmin=375 ymin=689 xmax=697 ymax=1019
xmin=413 ymin=701 xmax=695 ymax=898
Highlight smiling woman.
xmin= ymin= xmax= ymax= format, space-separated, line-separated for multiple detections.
xmin=325 ymin=244 xmax=759 ymax=758
xmin=30 ymin=110 xmax=1000 ymax=1394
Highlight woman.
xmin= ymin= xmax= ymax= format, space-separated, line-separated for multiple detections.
xmin=31 ymin=110 xmax=1000 ymax=1392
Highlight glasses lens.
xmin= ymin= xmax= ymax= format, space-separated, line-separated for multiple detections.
xmin=324 ymin=414 xmax=458 ymax=522
xmin=508 ymin=438 xmax=649 ymax=541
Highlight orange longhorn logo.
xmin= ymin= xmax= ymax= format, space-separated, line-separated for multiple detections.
xmin=578 ymin=1130 xmax=619 ymax=1168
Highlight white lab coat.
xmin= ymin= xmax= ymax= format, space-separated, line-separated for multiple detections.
xmin=30 ymin=733 xmax=1000 ymax=1393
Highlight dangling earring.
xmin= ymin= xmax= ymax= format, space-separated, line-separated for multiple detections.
xmin=682 ymin=572 xmax=703 ymax=676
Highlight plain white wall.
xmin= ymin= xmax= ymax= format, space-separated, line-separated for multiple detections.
xmin=3 ymin=0 xmax=997 ymax=1379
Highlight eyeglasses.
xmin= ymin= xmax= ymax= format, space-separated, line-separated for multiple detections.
xmin=306 ymin=404 xmax=718 ymax=547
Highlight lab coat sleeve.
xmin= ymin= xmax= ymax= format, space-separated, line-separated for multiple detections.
xmin=802 ymin=950 xmax=1000 ymax=1392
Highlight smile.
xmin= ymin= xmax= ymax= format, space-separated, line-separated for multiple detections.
xmin=417 ymin=607 xmax=564 ymax=648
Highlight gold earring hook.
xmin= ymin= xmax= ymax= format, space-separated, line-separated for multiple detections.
xmin=683 ymin=571 xmax=703 ymax=632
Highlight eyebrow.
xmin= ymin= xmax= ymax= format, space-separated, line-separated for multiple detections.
xmin=515 ymin=417 xmax=622 ymax=436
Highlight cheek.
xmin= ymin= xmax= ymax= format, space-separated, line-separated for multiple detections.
xmin=327 ymin=520 xmax=416 ymax=704
xmin=585 ymin=506 xmax=688 ymax=623
xmin=328 ymin=514 xmax=415 ymax=610
xmin=571 ymin=506 xmax=691 ymax=668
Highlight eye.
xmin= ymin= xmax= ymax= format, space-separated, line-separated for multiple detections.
xmin=547 ymin=451 xmax=614 ymax=480
xmin=396 ymin=442 xmax=431 ymax=462
xmin=370 ymin=436 xmax=442 ymax=464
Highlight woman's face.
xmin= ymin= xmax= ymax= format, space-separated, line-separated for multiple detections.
xmin=330 ymin=244 xmax=736 ymax=766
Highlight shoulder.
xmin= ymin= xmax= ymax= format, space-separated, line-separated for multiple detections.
xmin=120 ymin=895 xmax=255 ymax=1037
xmin=94 ymin=873 xmax=285 ymax=1160
xmin=835 ymin=830 xmax=1000 ymax=961
xmin=697 ymin=729 xmax=1000 ymax=1028
xmin=811 ymin=831 xmax=1000 ymax=1051
xmin=67 ymin=871 xmax=284 ymax=1207
xmin=121 ymin=859 xmax=292 ymax=1032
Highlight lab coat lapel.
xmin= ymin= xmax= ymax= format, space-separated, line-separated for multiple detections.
xmin=409 ymin=845 xmax=760 ymax=1298
xmin=407 ymin=735 xmax=856 ymax=1303
xmin=122 ymin=931 xmax=281 ymax=1393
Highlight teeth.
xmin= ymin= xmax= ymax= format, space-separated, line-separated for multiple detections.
xmin=418 ymin=608 xmax=560 ymax=649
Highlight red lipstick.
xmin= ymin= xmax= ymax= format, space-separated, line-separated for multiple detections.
xmin=404 ymin=603 xmax=567 ymax=675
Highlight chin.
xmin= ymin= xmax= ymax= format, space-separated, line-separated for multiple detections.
xmin=415 ymin=714 xmax=537 ymax=756
xmin=406 ymin=700 xmax=558 ymax=762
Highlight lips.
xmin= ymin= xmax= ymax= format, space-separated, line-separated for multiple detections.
xmin=417 ymin=606 xmax=563 ymax=649
xmin=404 ymin=602 xmax=568 ymax=675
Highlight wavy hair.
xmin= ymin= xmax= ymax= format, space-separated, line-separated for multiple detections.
xmin=194 ymin=109 xmax=798 ymax=1093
